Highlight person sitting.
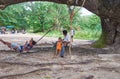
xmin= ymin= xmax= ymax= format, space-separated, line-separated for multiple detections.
xmin=55 ymin=37 xmax=63 ymax=57
xmin=11 ymin=28 xmax=15 ymax=34
xmin=60 ymin=30 xmax=71 ymax=58
xmin=0 ymin=38 xmax=36 ymax=53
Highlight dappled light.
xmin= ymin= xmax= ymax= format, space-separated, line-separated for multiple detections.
xmin=0 ymin=2 xmax=101 ymax=40
xmin=0 ymin=0 xmax=120 ymax=79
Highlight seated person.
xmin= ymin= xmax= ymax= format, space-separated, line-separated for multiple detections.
xmin=0 ymin=38 xmax=36 ymax=52
xmin=60 ymin=30 xmax=71 ymax=57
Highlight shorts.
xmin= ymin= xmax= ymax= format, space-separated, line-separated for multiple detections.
xmin=11 ymin=43 xmax=22 ymax=52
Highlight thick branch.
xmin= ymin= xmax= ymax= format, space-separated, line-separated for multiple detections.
xmin=0 ymin=0 xmax=99 ymax=14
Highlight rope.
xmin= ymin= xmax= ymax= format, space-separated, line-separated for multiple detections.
xmin=36 ymin=26 xmax=55 ymax=43
xmin=69 ymin=0 xmax=86 ymax=25
xmin=74 ymin=0 xmax=86 ymax=14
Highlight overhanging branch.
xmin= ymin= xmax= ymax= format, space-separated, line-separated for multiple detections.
xmin=0 ymin=0 xmax=99 ymax=15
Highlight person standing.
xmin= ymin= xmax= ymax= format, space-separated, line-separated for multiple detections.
xmin=70 ymin=27 xmax=75 ymax=42
xmin=55 ymin=37 xmax=63 ymax=57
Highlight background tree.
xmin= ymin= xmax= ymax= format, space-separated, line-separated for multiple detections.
xmin=0 ymin=1 xmax=101 ymax=41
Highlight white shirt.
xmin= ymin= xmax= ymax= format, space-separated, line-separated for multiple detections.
xmin=70 ymin=29 xmax=75 ymax=36
xmin=63 ymin=34 xmax=71 ymax=42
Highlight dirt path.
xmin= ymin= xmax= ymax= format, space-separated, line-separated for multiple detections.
xmin=0 ymin=34 xmax=120 ymax=79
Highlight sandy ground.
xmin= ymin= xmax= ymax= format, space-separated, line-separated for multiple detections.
xmin=0 ymin=33 xmax=120 ymax=79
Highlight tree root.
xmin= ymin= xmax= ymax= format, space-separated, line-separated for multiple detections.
xmin=0 ymin=67 xmax=51 ymax=79
xmin=1 ymin=59 xmax=93 ymax=67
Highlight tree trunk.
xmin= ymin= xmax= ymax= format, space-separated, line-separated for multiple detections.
xmin=93 ymin=17 xmax=120 ymax=48
xmin=96 ymin=0 xmax=120 ymax=47
xmin=101 ymin=18 xmax=116 ymax=45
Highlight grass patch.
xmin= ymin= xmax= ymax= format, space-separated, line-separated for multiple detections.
xmin=91 ymin=35 xmax=106 ymax=48
xmin=35 ymin=30 xmax=101 ymax=41
xmin=36 ymin=30 xmax=63 ymax=38
xmin=74 ymin=30 xmax=101 ymax=40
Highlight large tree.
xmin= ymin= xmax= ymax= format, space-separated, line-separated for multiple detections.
xmin=0 ymin=0 xmax=120 ymax=47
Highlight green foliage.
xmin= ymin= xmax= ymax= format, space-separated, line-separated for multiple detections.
xmin=73 ymin=14 xmax=102 ymax=40
xmin=92 ymin=35 xmax=106 ymax=48
xmin=74 ymin=30 xmax=101 ymax=40
xmin=37 ymin=30 xmax=62 ymax=38
xmin=0 ymin=2 xmax=101 ymax=40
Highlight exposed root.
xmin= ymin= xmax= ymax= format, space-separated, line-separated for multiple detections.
xmin=0 ymin=67 xmax=51 ymax=79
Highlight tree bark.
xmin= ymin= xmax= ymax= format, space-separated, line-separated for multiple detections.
xmin=97 ymin=0 xmax=120 ymax=46
xmin=0 ymin=0 xmax=99 ymax=13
